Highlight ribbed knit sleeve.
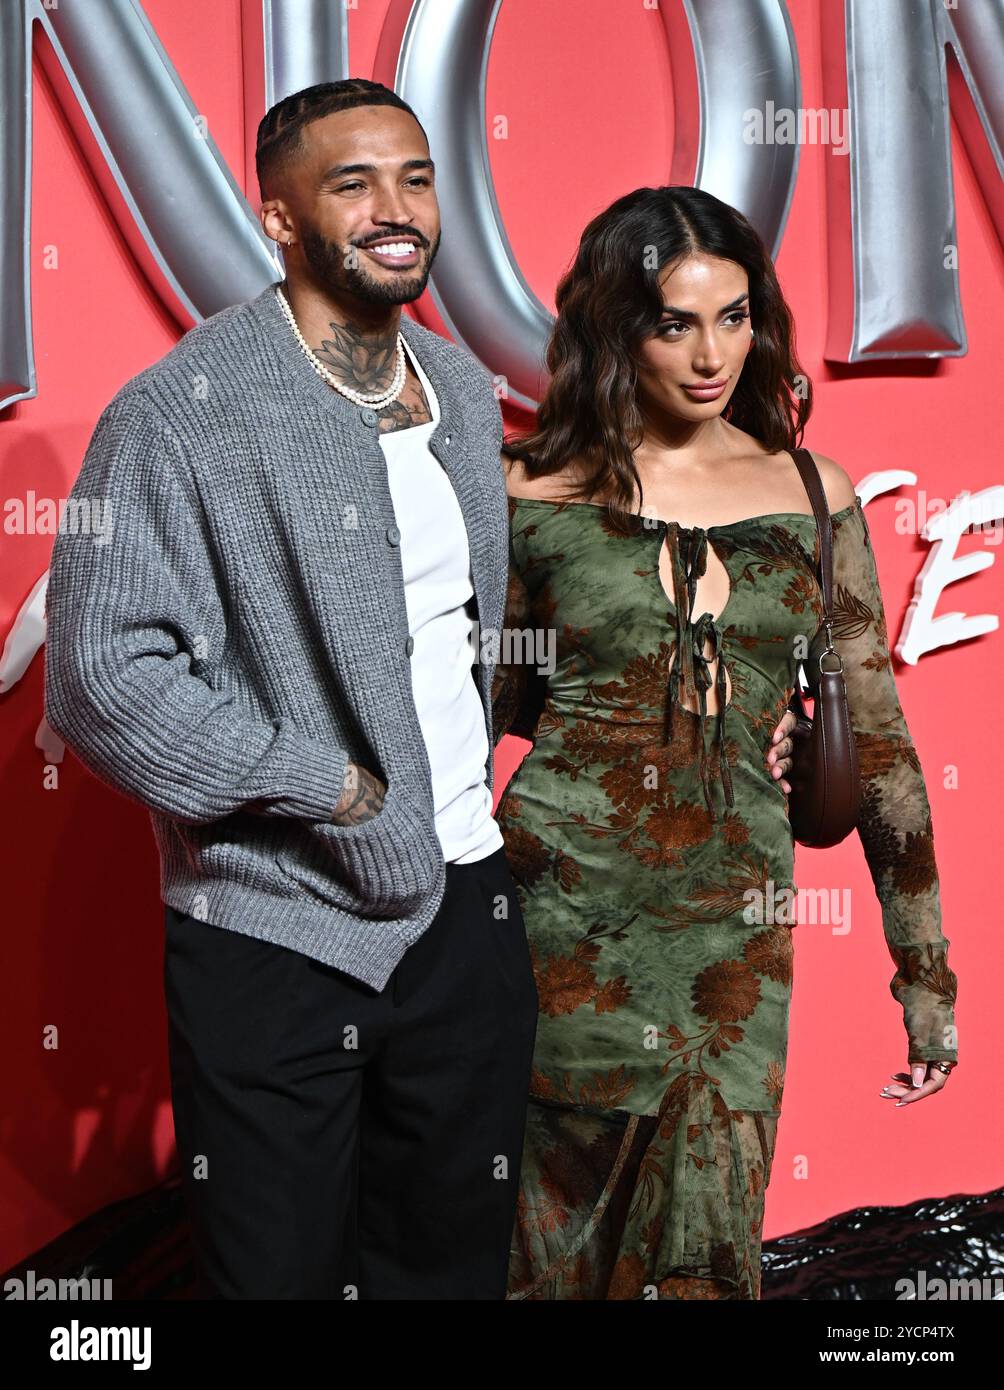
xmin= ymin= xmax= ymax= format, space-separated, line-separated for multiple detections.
xmin=814 ymin=500 xmax=958 ymax=1065
xmin=43 ymin=390 xmax=350 ymax=825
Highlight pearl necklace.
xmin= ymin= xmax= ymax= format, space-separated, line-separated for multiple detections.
xmin=274 ymin=284 xmax=407 ymax=409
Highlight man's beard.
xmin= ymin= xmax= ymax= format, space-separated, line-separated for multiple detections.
xmin=299 ymin=223 xmax=441 ymax=305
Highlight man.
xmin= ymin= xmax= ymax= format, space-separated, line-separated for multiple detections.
xmin=44 ymin=78 xmax=799 ymax=1299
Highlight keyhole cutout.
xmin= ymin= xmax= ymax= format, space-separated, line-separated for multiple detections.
xmin=657 ymin=530 xmax=733 ymax=717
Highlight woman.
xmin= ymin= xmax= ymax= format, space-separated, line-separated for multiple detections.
xmin=492 ymin=186 xmax=959 ymax=1301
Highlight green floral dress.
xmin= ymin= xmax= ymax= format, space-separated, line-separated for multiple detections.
xmin=491 ymin=491 xmax=958 ymax=1301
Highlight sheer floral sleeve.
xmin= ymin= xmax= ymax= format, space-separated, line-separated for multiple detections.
xmin=491 ymin=512 xmax=548 ymax=747
xmin=809 ymin=499 xmax=959 ymax=1066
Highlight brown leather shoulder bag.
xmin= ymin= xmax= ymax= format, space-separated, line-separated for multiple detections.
xmin=784 ymin=446 xmax=862 ymax=847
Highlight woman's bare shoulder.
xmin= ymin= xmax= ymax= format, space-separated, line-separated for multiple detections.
xmin=502 ymin=449 xmax=589 ymax=501
xmin=731 ymin=429 xmax=858 ymax=516
xmin=804 ymin=450 xmax=859 ymax=514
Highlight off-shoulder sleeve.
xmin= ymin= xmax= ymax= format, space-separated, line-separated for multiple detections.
xmin=811 ymin=499 xmax=958 ymax=1066
xmin=491 ymin=523 xmax=547 ymax=747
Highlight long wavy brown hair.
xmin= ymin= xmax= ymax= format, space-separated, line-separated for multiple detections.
xmin=503 ymin=185 xmax=813 ymax=534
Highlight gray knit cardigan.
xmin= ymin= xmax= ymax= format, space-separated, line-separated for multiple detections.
xmin=43 ymin=283 xmax=508 ymax=991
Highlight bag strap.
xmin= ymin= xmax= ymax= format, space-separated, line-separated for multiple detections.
xmin=788 ymin=446 xmax=833 ymax=624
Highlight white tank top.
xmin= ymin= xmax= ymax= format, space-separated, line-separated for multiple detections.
xmin=377 ymin=335 xmax=504 ymax=865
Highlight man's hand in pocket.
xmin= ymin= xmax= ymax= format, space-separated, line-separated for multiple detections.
xmin=332 ymin=762 xmax=387 ymax=826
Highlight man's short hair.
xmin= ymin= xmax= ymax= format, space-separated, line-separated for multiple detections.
xmin=255 ymin=78 xmax=427 ymax=202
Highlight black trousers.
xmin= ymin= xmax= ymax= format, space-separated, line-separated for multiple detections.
xmin=163 ymin=844 xmax=539 ymax=1299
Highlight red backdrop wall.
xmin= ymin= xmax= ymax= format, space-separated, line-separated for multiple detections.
xmin=1 ymin=0 xmax=999 ymax=1272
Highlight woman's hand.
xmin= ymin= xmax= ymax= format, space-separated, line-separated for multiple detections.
xmin=880 ymin=1062 xmax=954 ymax=1106
xmin=766 ymin=708 xmax=798 ymax=793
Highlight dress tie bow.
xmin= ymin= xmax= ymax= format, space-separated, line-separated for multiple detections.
xmin=662 ymin=523 xmax=736 ymax=821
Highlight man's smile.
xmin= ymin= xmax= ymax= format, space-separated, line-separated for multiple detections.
xmin=360 ymin=235 xmax=422 ymax=269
